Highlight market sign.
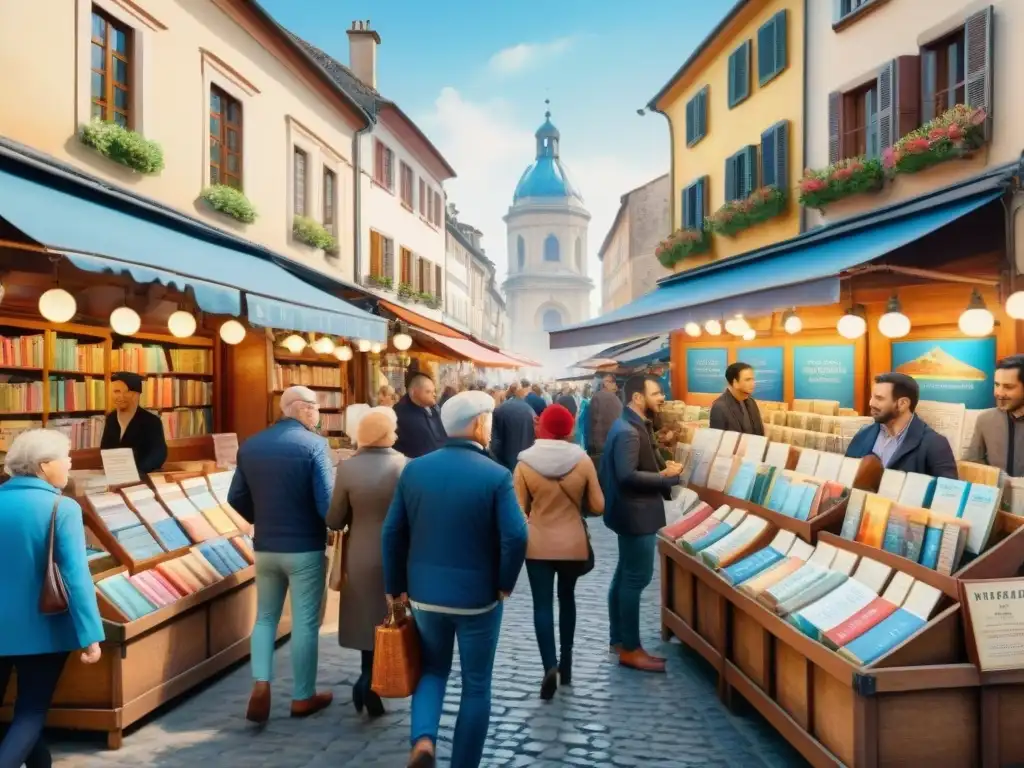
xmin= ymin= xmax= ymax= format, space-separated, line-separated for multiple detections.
xmin=891 ymin=337 xmax=995 ymax=410
xmin=686 ymin=348 xmax=727 ymax=395
xmin=793 ymin=345 xmax=855 ymax=409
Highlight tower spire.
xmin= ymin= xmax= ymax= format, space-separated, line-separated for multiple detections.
xmin=544 ymin=97 xmax=551 ymax=121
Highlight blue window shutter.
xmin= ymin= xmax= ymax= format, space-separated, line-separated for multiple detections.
xmin=724 ymin=156 xmax=736 ymax=202
xmin=743 ymin=145 xmax=758 ymax=196
xmin=740 ymin=41 xmax=751 ymax=102
xmin=757 ymin=20 xmax=774 ymax=84
xmin=760 ymin=125 xmax=777 ymax=188
xmin=773 ymin=122 xmax=789 ymax=194
xmin=696 ymin=177 xmax=707 ymax=226
xmin=681 ymin=185 xmax=691 ymax=229
xmin=699 ymin=87 xmax=709 ymax=140
xmin=728 ymin=50 xmax=737 ymax=107
xmin=774 ymin=11 xmax=788 ymax=78
xmin=685 ymin=99 xmax=694 ymax=145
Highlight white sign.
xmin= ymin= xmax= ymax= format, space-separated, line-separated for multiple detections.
xmin=100 ymin=448 xmax=140 ymax=486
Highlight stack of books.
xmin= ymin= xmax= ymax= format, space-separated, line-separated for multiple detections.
xmin=48 ymin=376 xmax=105 ymax=411
xmin=273 ymin=364 xmax=341 ymax=389
xmin=192 ymin=539 xmax=249 ymax=577
xmin=0 ymin=380 xmax=43 ymax=412
xmin=151 ymin=481 xmax=218 ymax=542
xmin=111 ymin=344 xmax=170 ymax=374
xmin=160 ymin=407 xmax=212 ymax=439
xmin=49 ymin=416 xmax=105 ymax=449
xmin=121 ymin=484 xmax=191 ymax=551
xmin=320 ymin=412 xmax=344 ymax=431
xmin=180 ymin=477 xmax=239 ymax=535
xmin=168 ymin=348 xmax=212 ymax=373
xmin=141 ymin=377 xmax=213 ymax=408
xmin=87 ymin=491 xmax=165 ymax=561
xmin=0 ymin=333 xmax=44 ymax=368
xmin=48 ymin=334 xmax=104 ymax=373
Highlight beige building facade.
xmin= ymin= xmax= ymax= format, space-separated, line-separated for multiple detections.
xmin=0 ymin=0 xmax=371 ymax=281
xmin=598 ymin=174 xmax=671 ymax=313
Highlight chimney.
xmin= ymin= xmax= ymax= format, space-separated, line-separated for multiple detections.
xmin=346 ymin=19 xmax=381 ymax=89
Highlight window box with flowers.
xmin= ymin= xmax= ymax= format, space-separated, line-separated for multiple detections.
xmin=397 ymin=282 xmax=415 ymax=301
xmin=200 ymin=185 xmax=257 ymax=224
xmin=292 ymin=216 xmax=337 ymax=252
xmin=365 ymin=274 xmax=394 ymax=292
xmin=883 ymin=105 xmax=987 ymax=176
xmin=798 ymin=157 xmax=884 ymax=210
xmin=79 ymin=120 xmax=164 ymax=175
xmin=415 ymin=292 xmax=441 ymax=310
xmin=655 ymin=228 xmax=711 ymax=269
xmin=706 ymin=187 xmax=787 ymax=237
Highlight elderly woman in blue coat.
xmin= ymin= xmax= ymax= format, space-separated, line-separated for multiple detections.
xmin=0 ymin=429 xmax=104 ymax=768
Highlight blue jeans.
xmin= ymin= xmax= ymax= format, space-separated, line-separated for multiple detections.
xmin=525 ymin=560 xmax=579 ymax=672
xmin=0 ymin=652 xmax=68 ymax=768
xmin=608 ymin=533 xmax=656 ymax=651
xmin=251 ymin=550 xmax=325 ymax=700
xmin=410 ymin=604 xmax=503 ymax=768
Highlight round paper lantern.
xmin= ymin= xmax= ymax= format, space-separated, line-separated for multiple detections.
xmin=167 ymin=310 xmax=197 ymax=338
xmin=39 ymin=288 xmax=77 ymax=323
xmin=837 ymin=310 xmax=867 ymax=340
xmin=219 ymin=319 xmax=246 ymax=345
xmin=312 ymin=336 xmax=336 ymax=355
xmin=334 ymin=345 xmax=353 ymax=361
xmin=357 ymin=339 xmax=372 ymax=353
xmin=1005 ymin=291 xmax=1024 ymax=320
xmin=110 ymin=306 xmax=141 ymax=336
xmin=704 ymin=319 xmax=722 ymax=336
xmin=281 ymin=334 xmax=307 ymax=353
xmin=783 ymin=310 xmax=803 ymax=334
xmin=878 ymin=296 xmax=911 ymax=339
xmin=392 ymin=331 xmax=413 ymax=350
xmin=684 ymin=322 xmax=701 ymax=338
xmin=958 ymin=291 xmax=994 ymax=337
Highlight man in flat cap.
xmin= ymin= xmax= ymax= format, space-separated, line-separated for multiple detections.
xmin=100 ymin=371 xmax=168 ymax=475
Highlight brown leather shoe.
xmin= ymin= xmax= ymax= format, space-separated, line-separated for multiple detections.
xmin=641 ymin=649 xmax=666 ymax=664
xmin=608 ymin=643 xmax=622 ymax=654
xmin=290 ymin=691 xmax=334 ymax=718
xmin=619 ymin=648 xmax=666 ymax=673
xmin=245 ymin=682 xmax=271 ymax=723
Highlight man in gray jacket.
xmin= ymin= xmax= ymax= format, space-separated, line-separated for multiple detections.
xmin=587 ymin=374 xmax=622 ymax=462
xmin=966 ymin=355 xmax=1024 ymax=476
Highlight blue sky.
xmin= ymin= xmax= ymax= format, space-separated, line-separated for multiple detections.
xmin=262 ymin=0 xmax=731 ymax=311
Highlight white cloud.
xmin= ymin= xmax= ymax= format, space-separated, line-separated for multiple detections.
xmin=418 ymin=87 xmax=666 ymax=345
xmin=487 ymin=37 xmax=573 ymax=76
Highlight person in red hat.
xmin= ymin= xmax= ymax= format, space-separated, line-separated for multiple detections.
xmin=513 ymin=404 xmax=605 ymax=700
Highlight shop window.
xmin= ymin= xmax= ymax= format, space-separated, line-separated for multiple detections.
xmin=727 ymin=40 xmax=751 ymax=108
xmin=757 ymin=10 xmax=788 ymax=87
xmin=400 ymin=162 xmax=414 ymax=208
xmin=681 ymin=177 xmax=707 ymax=230
xmin=844 ymin=81 xmax=878 ymax=159
xmin=293 ymin=147 xmax=307 ymax=218
xmin=374 ymin=140 xmax=394 ymax=191
xmin=685 ymin=86 xmax=708 ymax=147
xmin=543 ymin=235 xmax=560 ymax=262
xmin=724 ymin=145 xmax=758 ymax=202
xmin=322 ymin=167 xmax=336 ymax=235
xmin=760 ymin=120 xmax=789 ymax=192
xmin=922 ymin=30 xmax=965 ymax=122
xmin=517 ymin=236 xmax=525 ymax=270
xmin=210 ymin=85 xmax=243 ymax=189
xmin=90 ymin=8 xmax=132 ymax=127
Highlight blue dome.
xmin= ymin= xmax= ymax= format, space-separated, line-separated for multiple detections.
xmin=512 ymin=110 xmax=582 ymax=203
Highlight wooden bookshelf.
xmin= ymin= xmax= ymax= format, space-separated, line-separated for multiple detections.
xmin=271 ymin=347 xmax=351 ymax=437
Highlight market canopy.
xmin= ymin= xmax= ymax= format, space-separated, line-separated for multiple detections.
xmin=574 ymin=335 xmax=664 ymax=369
xmin=417 ymin=329 xmax=525 ymax=368
xmin=0 ymin=166 xmax=387 ymax=342
xmin=549 ymin=171 xmax=1009 ymax=349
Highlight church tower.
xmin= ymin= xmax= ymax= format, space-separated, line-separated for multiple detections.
xmin=503 ymin=105 xmax=593 ymax=375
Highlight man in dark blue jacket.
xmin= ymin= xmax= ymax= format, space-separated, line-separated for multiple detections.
xmin=490 ymin=380 xmax=536 ymax=471
xmin=525 ymin=381 xmax=548 ymax=417
xmin=229 ymin=386 xmax=335 ymax=722
xmin=600 ymin=375 xmax=682 ymax=673
xmin=394 ymin=373 xmax=447 ymax=458
xmin=846 ymin=372 xmax=957 ymax=478
xmin=383 ymin=391 xmax=528 ymax=768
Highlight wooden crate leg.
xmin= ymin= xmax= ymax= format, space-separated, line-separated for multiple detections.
xmin=106 ymin=729 xmax=123 ymax=750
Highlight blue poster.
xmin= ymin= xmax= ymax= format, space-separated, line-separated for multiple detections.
xmin=686 ymin=348 xmax=727 ymax=395
xmin=891 ymin=337 xmax=996 ymax=409
xmin=793 ymin=345 xmax=855 ymax=408
xmin=737 ymin=346 xmax=784 ymax=403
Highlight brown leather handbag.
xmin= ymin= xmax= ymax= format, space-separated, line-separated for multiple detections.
xmin=371 ymin=601 xmax=421 ymax=698
xmin=39 ymin=497 xmax=69 ymax=615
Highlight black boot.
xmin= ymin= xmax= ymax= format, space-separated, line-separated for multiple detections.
xmin=540 ymin=668 xmax=558 ymax=700
xmin=559 ymin=650 xmax=572 ymax=686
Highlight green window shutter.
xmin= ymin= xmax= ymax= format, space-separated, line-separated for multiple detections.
xmin=757 ymin=19 xmax=774 ymax=85
xmin=682 ymin=185 xmax=692 ymax=229
xmin=760 ymin=125 xmax=777 ymax=188
xmin=773 ymin=122 xmax=789 ymax=194
xmin=728 ymin=50 xmax=737 ymax=107
xmin=729 ymin=42 xmax=751 ymax=108
xmin=697 ymin=87 xmax=709 ymax=141
xmin=725 ymin=156 xmax=737 ymax=202
xmin=739 ymin=41 xmax=751 ymax=103
xmin=685 ymin=98 xmax=695 ymax=145
xmin=965 ymin=6 xmax=994 ymax=140
xmin=743 ymin=145 xmax=758 ymax=196
xmin=697 ymin=177 xmax=707 ymax=226
xmin=773 ymin=11 xmax=788 ymax=80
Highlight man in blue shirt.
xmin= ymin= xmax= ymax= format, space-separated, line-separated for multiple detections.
xmin=229 ymin=385 xmax=335 ymax=722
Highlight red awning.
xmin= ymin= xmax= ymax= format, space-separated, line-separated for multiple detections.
xmin=379 ymin=300 xmax=464 ymax=338
xmin=418 ymin=330 xmax=524 ymax=368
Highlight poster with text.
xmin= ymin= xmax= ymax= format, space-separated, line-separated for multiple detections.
xmin=737 ymin=346 xmax=784 ymax=403
xmin=891 ymin=337 xmax=996 ymax=409
xmin=793 ymin=345 xmax=855 ymax=409
xmin=686 ymin=348 xmax=727 ymax=395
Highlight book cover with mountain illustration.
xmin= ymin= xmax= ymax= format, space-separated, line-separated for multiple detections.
xmin=891 ymin=338 xmax=995 ymax=410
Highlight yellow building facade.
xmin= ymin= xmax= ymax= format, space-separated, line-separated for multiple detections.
xmin=650 ymin=0 xmax=805 ymax=272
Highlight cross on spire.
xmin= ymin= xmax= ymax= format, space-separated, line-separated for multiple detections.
xmin=544 ymin=98 xmax=551 ymax=120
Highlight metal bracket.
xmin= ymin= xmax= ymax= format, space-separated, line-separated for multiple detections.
xmin=853 ymin=672 xmax=876 ymax=696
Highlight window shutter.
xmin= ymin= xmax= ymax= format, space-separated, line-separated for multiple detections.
xmin=370 ymin=232 xmax=382 ymax=277
xmin=773 ymin=121 xmax=789 ymax=194
xmin=728 ymin=50 xmax=737 ymax=107
xmin=876 ymin=60 xmax=896 ymax=150
xmin=698 ymin=87 xmax=709 ymax=139
xmin=757 ymin=20 xmax=773 ymax=84
xmin=921 ymin=49 xmax=938 ymax=123
xmin=725 ymin=156 xmax=737 ymax=202
xmin=695 ymin=177 xmax=707 ymax=227
xmin=774 ymin=10 xmax=788 ymax=77
xmin=681 ymin=186 xmax=691 ymax=229
xmin=383 ymin=238 xmax=394 ymax=280
xmin=743 ymin=145 xmax=758 ymax=196
xmin=685 ymin=99 xmax=695 ymax=145
xmin=739 ymin=41 xmax=751 ymax=103
xmin=965 ymin=5 xmax=994 ymax=139
xmin=833 ymin=0 xmax=843 ymax=24
xmin=828 ymin=91 xmax=843 ymax=163
xmin=760 ymin=125 xmax=777 ymax=187
xmin=894 ymin=55 xmax=921 ymax=138
xmin=435 ymin=264 xmax=443 ymax=299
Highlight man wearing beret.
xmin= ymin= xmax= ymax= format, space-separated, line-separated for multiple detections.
xmin=100 ymin=371 xmax=168 ymax=475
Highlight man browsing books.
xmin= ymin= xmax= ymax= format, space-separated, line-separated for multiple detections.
xmin=965 ymin=355 xmax=1024 ymax=476
xmin=710 ymin=362 xmax=764 ymax=436
xmin=99 ymin=372 xmax=168 ymax=475
xmin=846 ymin=372 xmax=957 ymax=479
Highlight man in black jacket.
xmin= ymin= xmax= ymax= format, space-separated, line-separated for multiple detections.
xmin=100 ymin=372 xmax=168 ymax=475
xmin=600 ymin=375 xmax=682 ymax=672
xmin=490 ymin=380 xmax=536 ymax=471
xmin=393 ymin=373 xmax=447 ymax=458
xmin=710 ymin=362 xmax=764 ymax=435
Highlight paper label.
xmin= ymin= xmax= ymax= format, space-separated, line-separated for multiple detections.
xmin=100 ymin=448 xmax=141 ymax=486
xmin=212 ymin=433 xmax=239 ymax=468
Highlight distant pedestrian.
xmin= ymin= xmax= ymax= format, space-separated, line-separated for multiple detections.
xmin=377 ymin=385 xmax=397 ymax=408
xmin=600 ymin=375 xmax=682 ymax=673
xmin=514 ymin=404 xmax=604 ymax=700
xmin=394 ymin=373 xmax=447 ymax=458
xmin=555 ymin=393 xmax=578 ymax=417
xmin=383 ymin=392 xmax=528 ymax=768
xmin=229 ymin=386 xmax=334 ymax=721
xmin=439 ymin=385 xmax=457 ymax=407
xmin=577 ymin=384 xmax=593 ymax=449
xmin=0 ymin=430 xmax=104 ymax=768
xmin=588 ymin=374 xmax=623 ymax=463
xmin=525 ymin=381 xmax=547 ymax=417
xmin=491 ymin=379 xmax=537 ymax=472
xmin=326 ymin=407 xmax=406 ymax=720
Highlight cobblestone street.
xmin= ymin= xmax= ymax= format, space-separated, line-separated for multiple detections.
xmin=51 ymin=521 xmax=806 ymax=767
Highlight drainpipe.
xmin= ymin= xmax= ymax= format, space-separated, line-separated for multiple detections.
xmin=800 ymin=0 xmax=809 ymax=234
xmin=352 ymin=124 xmax=371 ymax=285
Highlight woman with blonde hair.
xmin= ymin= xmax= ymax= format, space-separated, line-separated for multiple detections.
xmin=377 ymin=385 xmax=397 ymax=408
xmin=0 ymin=429 xmax=104 ymax=766
xmin=327 ymin=406 xmax=407 ymax=718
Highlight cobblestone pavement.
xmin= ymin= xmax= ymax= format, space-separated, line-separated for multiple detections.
xmin=51 ymin=521 xmax=807 ymax=767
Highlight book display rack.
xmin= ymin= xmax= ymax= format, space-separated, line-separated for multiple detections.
xmin=1 ymin=458 xmax=288 ymax=750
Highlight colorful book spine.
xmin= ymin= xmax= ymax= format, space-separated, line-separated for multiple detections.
xmin=775 ymin=571 xmax=848 ymax=617
xmin=920 ymin=524 xmax=944 ymax=569
xmin=840 ymin=491 xmax=866 ymax=540
xmin=684 ymin=522 xmax=737 ymax=554
xmin=824 ymin=598 xmax=900 ymax=649
xmin=904 ymin=511 xmax=928 ymax=563
xmin=661 ymin=503 xmax=714 ymax=539
xmin=929 ymin=477 xmax=971 ymax=518
xmin=857 ymin=495 xmax=892 ymax=549
xmin=838 ymin=609 xmax=926 ymax=666
xmin=882 ymin=506 xmax=910 ymax=555
xmin=739 ymin=557 xmax=805 ymax=597
xmin=721 ymin=547 xmax=785 ymax=585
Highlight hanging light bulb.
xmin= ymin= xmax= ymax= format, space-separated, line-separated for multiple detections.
xmin=219 ymin=319 xmax=246 ymax=345
xmin=39 ymin=288 xmax=77 ymax=323
xmin=110 ymin=306 xmax=141 ymax=336
xmin=724 ymin=314 xmax=749 ymax=336
xmin=167 ymin=310 xmax=197 ymax=338
xmin=1006 ymin=291 xmax=1024 ymax=320
xmin=357 ymin=339 xmax=372 ymax=353
xmin=334 ymin=345 xmax=353 ymax=361
xmin=311 ymin=336 xmax=336 ymax=355
xmin=878 ymin=295 xmax=911 ymax=339
xmin=704 ymin=319 xmax=722 ymax=336
xmin=782 ymin=309 xmax=803 ymax=335
xmin=837 ymin=305 xmax=867 ymax=340
xmin=684 ymin=322 xmax=701 ymax=338
xmin=392 ymin=323 xmax=413 ymax=351
xmin=281 ymin=334 xmax=307 ymax=354
xmin=958 ymin=289 xmax=995 ymax=337
xmin=370 ymin=342 xmax=383 ymax=354
xmin=742 ymin=328 xmax=756 ymax=341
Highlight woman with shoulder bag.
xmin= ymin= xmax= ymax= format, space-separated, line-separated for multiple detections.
xmin=0 ymin=429 xmax=104 ymax=768
xmin=513 ymin=404 xmax=605 ymax=700
xmin=326 ymin=407 xmax=407 ymax=719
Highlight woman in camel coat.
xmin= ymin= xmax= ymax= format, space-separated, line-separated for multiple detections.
xmin=327 ymin=406 xmax=407 ymax=718
xmin=513 ymin=403 xmax=604 ymax=701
